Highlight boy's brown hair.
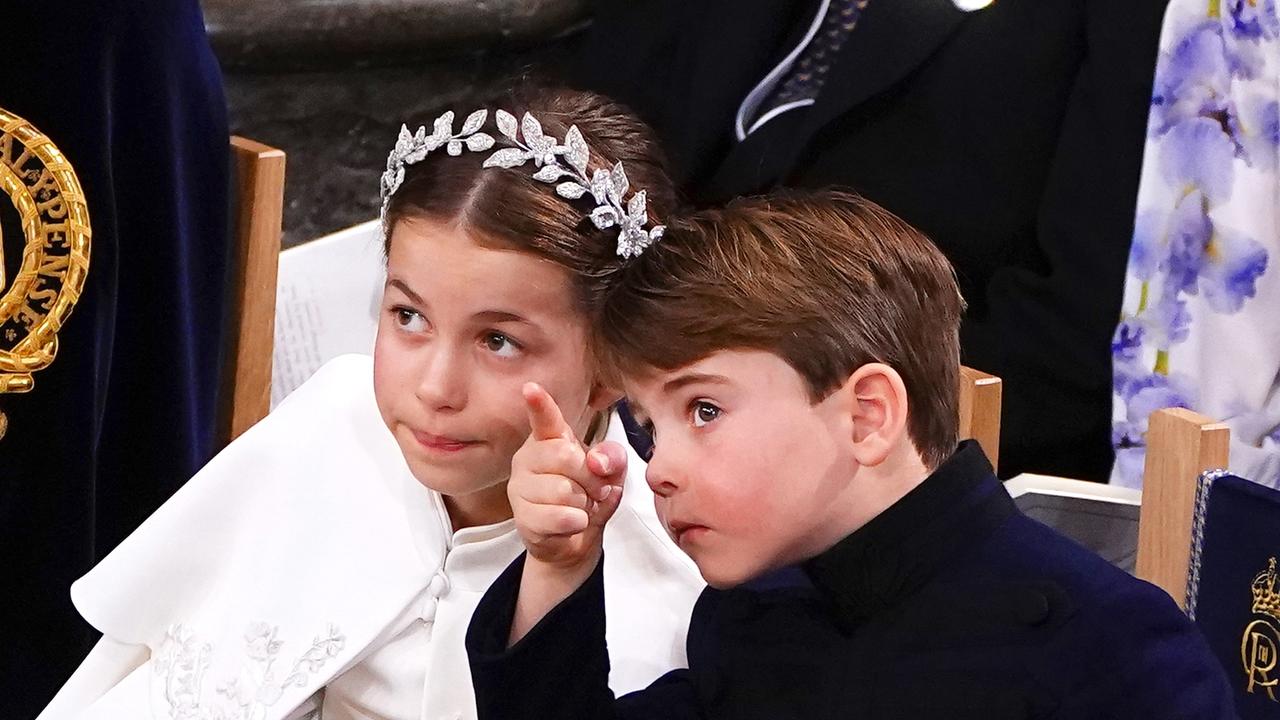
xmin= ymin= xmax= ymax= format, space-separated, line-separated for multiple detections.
xmin=600 ymin=190 xmax=966 ymax=469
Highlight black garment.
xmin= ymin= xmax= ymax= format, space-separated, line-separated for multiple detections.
xmin=0 ymin=0 xmax=230 ymax=713
xmin=571 ymin=0 xmax=1167 ymax=481
xmin=468 ymin=442 xmax=1236 ymax=719
xmin=756 ymin=0 xmax=868 ymax=115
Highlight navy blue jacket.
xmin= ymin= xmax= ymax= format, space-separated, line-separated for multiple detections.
xmin=468 ymin=442 xmax=1236 ymax=719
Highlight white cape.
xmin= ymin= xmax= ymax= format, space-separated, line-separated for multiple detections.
xmin=47 ymin=354 xmax=703 ymax=719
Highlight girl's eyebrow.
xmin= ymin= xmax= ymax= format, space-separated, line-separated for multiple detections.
xmin=473 ymin=310 xmax=534 ymax=325
xmin=386 ymin=278 xmax=426 ymax=306
xmin=385 ymin=279 xmax=540 ymax=329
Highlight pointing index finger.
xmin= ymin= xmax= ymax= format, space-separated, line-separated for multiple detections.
xmin=523 ymin=382 xmax=575 ymax=442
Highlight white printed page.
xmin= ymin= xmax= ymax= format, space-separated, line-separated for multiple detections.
xmin=271 ymin=220 xmax=385 ymax=407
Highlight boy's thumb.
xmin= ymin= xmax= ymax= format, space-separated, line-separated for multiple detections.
xmin=588 ymin=480 xmax=625 ymax=528
xmin=585 ymin=441 xmax=628 ymax=528
xmin=586 ymin=440 xmax=628 ymax=484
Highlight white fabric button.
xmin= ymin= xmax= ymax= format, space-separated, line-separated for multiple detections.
xmin=419 ymin=596 xmax=437 ymax=624
xmin=418 ymin=572 xmax=449 ymax=624
xmin=427 ymin=571 xmax=450 ymax=598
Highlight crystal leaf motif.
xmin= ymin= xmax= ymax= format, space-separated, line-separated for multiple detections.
xmin=609 ymin=163 xmax=629 ymax=204
xmin=483 ymin=148 xmax=529 ymax=169
xmin=533 ymin=165 xmax=567 ymax=183
xmin=589 ymin=169 xmax=611 ymax=205
xmin=460 ymin=109 xmax=488 ymax=136
xmin=495 ymin=110 xmax=519 ymax=141
xmin=564 ymin=126 xmax=589 ymax=175
xmin=432 ymin=111 xmax=454 ymax=141
xmin=381 ymin=107 xmax=666 ymax=258
xmin=627 ymin=190 xmax=646 ymax=220
xmin=591 ymin=206 xmax=619 ymax=230
xmin=466 ymin=133 xmax=495 ymax=152
xmin=556 ymin=182 xmax=588 ymax=200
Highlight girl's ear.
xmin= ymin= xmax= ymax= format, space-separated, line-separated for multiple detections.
xmin=587 ymin=380 xmax=624 ymax=413
xmin=586 ymin=351 xmax=625 ymax=413
xmin=581 ymin=379 xmax=624 ymax=446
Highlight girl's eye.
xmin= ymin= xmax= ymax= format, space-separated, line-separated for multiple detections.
xmin=482 ymin=331 xmax=522 ymax=359
xmin=393 ymin=307 xmax=428 ymax=333
xmin=691 ymin=401 xmax=722 ymax=428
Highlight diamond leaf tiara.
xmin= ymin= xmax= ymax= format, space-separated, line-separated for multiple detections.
xmin=380 ymin=108 xmax=665 ymax=259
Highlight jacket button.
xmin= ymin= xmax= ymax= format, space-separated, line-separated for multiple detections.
xmin=1012 ymin=590 xmax=1050 ymax=626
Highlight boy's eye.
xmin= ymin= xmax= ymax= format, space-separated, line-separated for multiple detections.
xmin=393 ymin=307 xmax=428 ymax=333
xmin=482 ymin=331 xmax=522 ymax=359
xmin=691 ymin=401 xmax=721 ymax=428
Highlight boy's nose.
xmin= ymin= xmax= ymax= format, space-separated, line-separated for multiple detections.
xmin=644 ymin=452 xmax=682 ymax=498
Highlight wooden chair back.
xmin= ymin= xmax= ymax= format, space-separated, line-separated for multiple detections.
xmin=216 ymin=136 xmax=285 ymax=447
xmin=1134 ymin=407 xmax=1231 ymax=608
xmin=958 ymin=366 xmax=1002 ymax=472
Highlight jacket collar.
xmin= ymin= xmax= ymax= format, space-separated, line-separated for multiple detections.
xmin=801 ymin=440 xmax=1015 ymax=630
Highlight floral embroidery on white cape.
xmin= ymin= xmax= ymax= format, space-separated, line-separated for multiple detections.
xmin=152 ymin=622 xmax=344 ymax=720
xmin=1111 ymin=0 xmax=1280 ymax=487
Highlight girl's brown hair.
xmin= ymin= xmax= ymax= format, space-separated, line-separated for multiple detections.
xmin=382 ymin=84 xmax=677 ymax=322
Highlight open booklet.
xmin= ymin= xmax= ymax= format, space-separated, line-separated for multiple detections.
xmin=1005 ymin=473 xmax=1142 ymax=573
xmin=271 ymin=220 xmax=385 ymax=407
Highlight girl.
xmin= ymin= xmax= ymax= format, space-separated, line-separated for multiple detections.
xmin=39 ymin=86 xmax=703 ymax=720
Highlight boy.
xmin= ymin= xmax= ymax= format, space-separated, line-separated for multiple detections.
xmin=465 ymin=191 xmax=1236 ymax=718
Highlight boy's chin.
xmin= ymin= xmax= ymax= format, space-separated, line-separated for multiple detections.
xmin=701 ymin=575 xmax=746 ymax=591
xmin=694 ymin=558 xmax=769 ymax=590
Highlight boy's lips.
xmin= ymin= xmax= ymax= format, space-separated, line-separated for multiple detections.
xmin=412 ymin=429 xmax=482 ymax=453
xmin=667 ymin=519 xmax=710 ymax=547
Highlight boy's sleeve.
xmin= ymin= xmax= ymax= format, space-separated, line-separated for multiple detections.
xmin=1052 ymin=582 xmax=1237 ymax=719
xmin=466 ymin=552 xmax=702 ymax=720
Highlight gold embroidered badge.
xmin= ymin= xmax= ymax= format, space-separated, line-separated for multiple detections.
xmin=0 ymin=109 xmax=91 ymax=440
xmin=1244 ymin=557 xmax=1280 ymax=701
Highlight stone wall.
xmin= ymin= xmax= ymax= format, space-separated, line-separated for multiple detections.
xmin=215 ymin=1 xmax=585 ymax=247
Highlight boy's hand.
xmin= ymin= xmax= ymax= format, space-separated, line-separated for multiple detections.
xmin=508 ymin=383 xmax=627 ymax=645
xmin=510 ymin=382 xmax=627 ymax=571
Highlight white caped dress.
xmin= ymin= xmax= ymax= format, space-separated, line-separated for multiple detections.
xmin=39 ymin=354 xmax=704 ymax=720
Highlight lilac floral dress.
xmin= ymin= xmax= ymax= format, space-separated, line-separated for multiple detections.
xmin=1112 ymin=0 xmax=1280 ymax=488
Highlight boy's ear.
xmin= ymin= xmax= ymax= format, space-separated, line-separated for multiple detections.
xmin=843 ymin=363 xmax=911 ymax=468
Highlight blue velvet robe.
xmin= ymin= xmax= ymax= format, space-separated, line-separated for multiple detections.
xmin=0 ymin=1 xmax=230 ymax=713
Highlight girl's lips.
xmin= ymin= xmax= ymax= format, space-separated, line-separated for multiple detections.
xmin=412 ymin=430 xmax=481 ymax=453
